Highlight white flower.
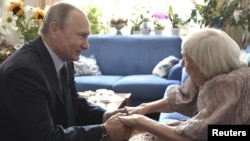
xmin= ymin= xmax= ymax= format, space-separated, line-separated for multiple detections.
xmin=2 ymin=12 xmax=17 ymax=30
xmin=24 ymin=5 xmax=35 ymax=20
xmin=233 ymin=10 xmax=242 ymax=24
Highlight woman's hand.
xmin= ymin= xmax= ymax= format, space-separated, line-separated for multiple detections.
xmin=117 ymin=114 xmax=144 ymax=128
xmin=123 ymin=103 xmax=147 ymax=115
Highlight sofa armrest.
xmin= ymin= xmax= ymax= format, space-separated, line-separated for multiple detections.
xmin=246 ymin=45 xmax=250 ymax=53
xmin=181 ymin=67 xmax=189 ymax=84
xmin=166 ymin=62 xmax=183 ymax=81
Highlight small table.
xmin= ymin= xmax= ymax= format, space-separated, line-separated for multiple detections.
xmin=91 ymin=93 xmax=132 ymax=111
xmin=107 ymin=93 xmax=132 ymax=110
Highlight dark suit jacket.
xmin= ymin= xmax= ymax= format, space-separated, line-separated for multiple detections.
xmin=0 ymin=37 xmax=106 ymax=141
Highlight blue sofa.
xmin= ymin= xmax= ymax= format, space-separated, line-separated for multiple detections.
xmin=74 ymin=35 xmax=183 ymax=107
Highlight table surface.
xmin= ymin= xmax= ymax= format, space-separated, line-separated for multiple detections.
xmin=90 ymin=93 xmax=132 ymax=110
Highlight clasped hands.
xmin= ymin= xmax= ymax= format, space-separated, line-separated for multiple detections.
xmin=103 ymin=105 xmax=146 ymax=141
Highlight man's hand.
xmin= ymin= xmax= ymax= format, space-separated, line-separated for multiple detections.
xmin=104 ymin=113 xmax=132 ymax=141
xmin=117 ymin=114 xmax=143 ymax=128
xmin=103 ymin=108 xmax=128 ymax=122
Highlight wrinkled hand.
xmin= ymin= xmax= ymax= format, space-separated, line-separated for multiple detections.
xmin=104 ymin=113 xmax=132 ymax=141
xmin=118 ymin=114 xmax=143 ymax=128
xmin=103 ymin=108 xmax=128 ymax=122
xmin=123 ymin=103 xmax=147 ymax=115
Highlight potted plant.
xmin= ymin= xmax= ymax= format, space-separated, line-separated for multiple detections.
xmin=130 ymin=13 xmax=151 ymax=35
xmin=152 ymin=12 xmax=169 ymax=35
xmin=184 ymin=0 xmax=227 ymax=29
xmin=168 ymin=5 xmax=181 ymax=35
xmin=185 ymin=0 xmax=249 ymax=29
xmin=130 ymin=14 xmax=144 ymax=34
xmin=83 ymin=5 xmax=106 ymax=34
xmin=184 ymin=0 xmax=250 ymax=48
xmin=153 ymin=20 xmax=165 ymax=30
xmin=130 ymin=5 xmax=151 ymax=35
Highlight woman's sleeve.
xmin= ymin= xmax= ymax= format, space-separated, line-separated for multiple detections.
xmin=167 ymin=78 xmax=199 ymax=116
xmin=174 ymin=73 xmax=249 ymax=141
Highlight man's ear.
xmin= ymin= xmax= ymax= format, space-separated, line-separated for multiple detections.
xmin=49 ymin=21 xmax=59 ymax=38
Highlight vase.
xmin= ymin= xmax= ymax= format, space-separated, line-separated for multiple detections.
xmin=133 ymin=30 xmax=141 ymax=35
xmin=115 ymin=27 xmax=123 ymax=35
xmin=111 ymin=23 xmax=126 ymax=35
xmin=171 ymin=28 xmax=180 ymax=36
xmin=141 ymin=21 xmax=151 ymax=35
xmin=154 ymin=30 xmax=163 ymax=35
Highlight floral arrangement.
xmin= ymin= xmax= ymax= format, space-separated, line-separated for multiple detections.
xmin=6 ymin=0 xmax=46 ymax=41
xmin=110 ymin=17 xmax=128 ymax=30
xmin=0 ymin=0 xmax=45 ymax=63
xmin=152 ymin=12 xmax=168 ymax=30
xmin=0 ymin=13 xmax=16 ymax=35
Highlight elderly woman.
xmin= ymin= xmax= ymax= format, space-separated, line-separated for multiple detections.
xmin=118 ymin=28 xmax=250 ymax=141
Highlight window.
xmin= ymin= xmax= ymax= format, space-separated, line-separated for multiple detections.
xmin=28 ymin=0 xmax=197 ymax=35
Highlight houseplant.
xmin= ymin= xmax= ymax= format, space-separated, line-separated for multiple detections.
xmin=185 ymin=0 xmax=249 ymax=30
xmin=153 ymin=20 xmax=165 ymax=30
xmin=185 ymin=0 xmax=250 ymax=48
xmin=168 ymin=5 xmax=181 ymax=36
xmin=152 ymin=12 xmax=168 ymax=35
xmin=82 ymin=5 xmax=106 ymax=34
xmin=130 ymin=5 xmax=151 ymax=35
xmin=152 ymin=12 xmax=168 ymax=30
xmin=168 ymin=5 xmax=181 ymax=28
xmin=130 ymin=14 xmax=144 ymax=34
xmin=184 ymin=0 xmax=217 ymax=28
xmin=130 ymin=14 xmax=150 ymax=35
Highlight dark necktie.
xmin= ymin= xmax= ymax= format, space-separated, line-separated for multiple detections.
xmin=60 ymin=63 xmax=75 ymax=126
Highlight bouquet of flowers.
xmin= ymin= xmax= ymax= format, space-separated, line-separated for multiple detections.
xmin=6 ymin=0 xmax=46 ymax=41
xmin=110 ymin=17 xmax=128 ymax=34
xmin=110 ymin=17 xmax=128 ymax=30
xmin=0 ymin=0 xmax=46 ymax=63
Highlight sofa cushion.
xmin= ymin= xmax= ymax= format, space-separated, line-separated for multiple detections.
xmin=181 ymin=67 xmax=189 ymax=84
xmin=75 ymin=75 xmax=123 ymax=92
xmin=152 ymin=55 xmax=179 ymax=78
xmin=74 ymin=55 xmax=101 ymax=76
xmin=113 ymin=74 xmax=181 ymax=106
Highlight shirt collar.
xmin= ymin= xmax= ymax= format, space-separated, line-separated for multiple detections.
xmin=42 ymin=39 xmax=64 ymax=73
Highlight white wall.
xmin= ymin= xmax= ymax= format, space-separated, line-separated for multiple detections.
xmin=0 ymin=0 xmax=5 ymax=17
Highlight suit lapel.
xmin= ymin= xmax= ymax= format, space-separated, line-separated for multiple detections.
xmin=33 ymin=37 xmax=64 ymax=103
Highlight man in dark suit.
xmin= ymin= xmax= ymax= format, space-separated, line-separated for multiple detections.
xmin=0 ymin=2 xmax=130 ymax=141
